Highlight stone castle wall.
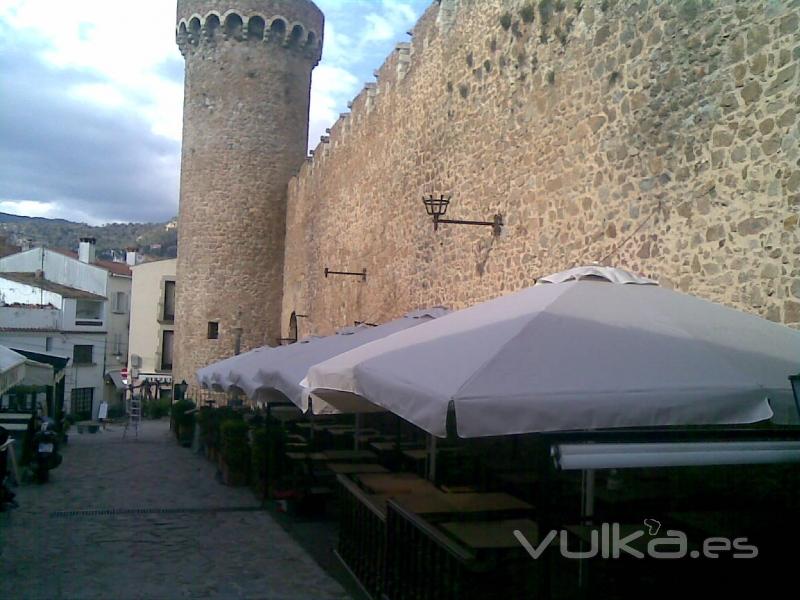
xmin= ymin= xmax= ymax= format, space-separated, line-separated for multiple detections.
xmin=280 ymin=0 xmax=800 ymax=340
xmin=174 ymin=1 xmax=323 ymax=387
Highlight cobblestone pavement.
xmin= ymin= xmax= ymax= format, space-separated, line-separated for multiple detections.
xmin=0 ymin=419 xmax=350 ymax=600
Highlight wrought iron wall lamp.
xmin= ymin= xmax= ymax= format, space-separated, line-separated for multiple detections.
xmin=423 ymin=194 xmax=503 ymax=236
xmin=325 ymin=267 xmax=367 ymax=282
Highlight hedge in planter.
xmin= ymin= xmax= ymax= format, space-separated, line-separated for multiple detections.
xmin=172 ymin=399 xmax=196 ymax=447
xmin=251 ymin=424 xmax=288 ymax=498
xmin=202 ymin=407 xmax=241 ymax=460
xmin=220 ymin=419 xmax=250 ymax=486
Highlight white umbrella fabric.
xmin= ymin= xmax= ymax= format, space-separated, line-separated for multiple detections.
xmin=0 ymin=345 xmax=27 ymax=395
xmin=306 ymin=267 xmax=800 ymax=438
xmin=197 ymin=308 xmax=449 ymax=409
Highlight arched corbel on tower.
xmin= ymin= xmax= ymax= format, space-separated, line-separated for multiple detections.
xmin=266 ymin=17 xmax=287 ymax=43
xmin=223 ymin=12 xmax=244 ymax=40
xmin=288 ymin=23 xmax=305 ymax=47
xmin=203 ymin=13 xmax=221 ymax=41
xmin=247 ymin=16 xmax=266 ymax=41
xmin=188 ymin=17 xmax=202 ymax=45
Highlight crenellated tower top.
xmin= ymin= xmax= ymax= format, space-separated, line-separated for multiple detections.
xmin=176 ymin=0 xmax=324 ymax=64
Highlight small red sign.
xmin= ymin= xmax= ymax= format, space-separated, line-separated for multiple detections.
xmin=121 ymin=367 xmax=128 ymax=380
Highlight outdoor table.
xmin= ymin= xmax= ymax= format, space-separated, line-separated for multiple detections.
xmin=443 ymin=492 xmax=533 ymax=514
xmin=370 ymin=441 xmax=423 ymax=453
xmin=440 ymin=484 xmax=478 ymax=494
xmin=285 ymin=442 xmax=309 ymax=451
xmin=440 ymin=518 xmax=540 ymax=551
xmin=355 ymin=472 xmax=437 ymax=495
xmin=285 ymin=451 xmax=327 ymax=462
xmin=322 ymin=449 xmax=378 ymax=463
xmin=327 ymin=462 xmax=388 ymax=475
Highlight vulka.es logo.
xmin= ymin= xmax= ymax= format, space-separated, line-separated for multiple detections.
xmin=514 ymin=520 xmax=758 ymax=560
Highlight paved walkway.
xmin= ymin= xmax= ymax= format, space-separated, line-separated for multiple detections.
xmin=0 ymin=419 xmax=350 ymax=600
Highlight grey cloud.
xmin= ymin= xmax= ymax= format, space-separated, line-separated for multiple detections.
xmin=0 ymin=38 xmax=182 ymax=224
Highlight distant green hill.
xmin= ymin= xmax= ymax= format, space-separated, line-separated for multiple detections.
xmin=0 ymin=212 xmax=178 ymax=259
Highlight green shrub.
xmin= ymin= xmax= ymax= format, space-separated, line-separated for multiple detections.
xmin=221 ymin=419 xmax=250 ymax=474
xmin=145 ymin=398 xmax=170 ymax=419
xmin=499 ymin=12 xmax=512 ymax=30
xmin=251 ymin=425 xmax=287 ymax=489
xmin=172 ymin=399 xmax=195 ymax=443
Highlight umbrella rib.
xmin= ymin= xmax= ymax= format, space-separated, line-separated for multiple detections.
xmin=450 ymin=284 xmax=571 ymax=404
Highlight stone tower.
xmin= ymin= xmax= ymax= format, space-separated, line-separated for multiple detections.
xmin=174 ymin=0 xmax=323 ymax=389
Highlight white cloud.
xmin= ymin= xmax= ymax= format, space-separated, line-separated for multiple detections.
xmin=309 ymin=64 xmax=360 ymax=150
xmin=362 ymin=1 xmax=417 ymax=44
xmin=0 ymin=200 xmax=56 ymax=220
xmin=0 ymin=0 xmax=183 ymax=142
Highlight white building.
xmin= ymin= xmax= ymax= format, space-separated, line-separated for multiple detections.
xmin=128 ymin=258 xmax=176 ymax=398
xmin=0 ymin=239 xmax=133 ymax=418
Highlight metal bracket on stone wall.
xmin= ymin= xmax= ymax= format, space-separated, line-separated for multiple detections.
xmin=324 ymin=268 xmax=367 ymax=282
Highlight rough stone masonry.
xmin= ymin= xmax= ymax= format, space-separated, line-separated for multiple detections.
xmin=281 ymin=0 xmax=800 ymax=341
xmin=174 ymin=0 xmax=800 ymax=390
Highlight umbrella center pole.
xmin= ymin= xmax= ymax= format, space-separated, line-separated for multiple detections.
xmin=579 ymin=468 xmax=596 ymax=591
xmin=426 ymin=435 xmax=437 ymax=483
xmin=354 ymin=413 xmax=361 ymax=451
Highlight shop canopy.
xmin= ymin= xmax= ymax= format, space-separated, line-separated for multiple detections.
xmin=305 ymin=266 xmax=800 ymax=438
xmin=197 ymin=308 xmax=449 ymax=408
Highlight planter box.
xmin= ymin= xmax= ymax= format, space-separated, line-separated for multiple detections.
xmin=219 ymin=458 xmax=248 ymax=487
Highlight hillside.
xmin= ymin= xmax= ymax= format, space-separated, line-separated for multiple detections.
xmin=0 ymin=212 xmax=178 ymax=259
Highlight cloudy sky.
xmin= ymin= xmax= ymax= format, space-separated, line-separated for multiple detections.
xmin=0 ymin=0 xmax=429 ymax=225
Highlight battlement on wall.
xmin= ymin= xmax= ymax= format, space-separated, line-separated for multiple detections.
xmin=297 ymin=1 xmax=443 ymax=176
xmin=177 ymin=10 xmax=322 ymax=63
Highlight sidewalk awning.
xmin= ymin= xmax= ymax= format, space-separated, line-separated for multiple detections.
xmin=106 ymin=370 xmax=126 ymax=390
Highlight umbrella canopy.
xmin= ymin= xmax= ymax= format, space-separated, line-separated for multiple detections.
xmin=198 ymin=345 xmax=297 ymax=393
xmin=197 ymin=308 xmax=449 ymax=409
xmin=306 ymin=266 xmax=800 ymax=438
xmin=0 ymin=345 xmax=27 ymax=395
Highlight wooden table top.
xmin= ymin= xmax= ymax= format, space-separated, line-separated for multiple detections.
xmin=356 ymin=472 xmax=438 ymax=495
xmin=443 ymin=492 xmax=534 ymax=513
xmin=325 ymin=427 xmax=380 ymax=437
xmin=285 ymin=452 xmax=327 ymax=461
xmin=322 ymin=449 xmax=378 ymax=462
xmin=440 ymin=519 xmax=540 ymax=549
xmin=402 ymin=449 xmax=429 ymax=460
xmin=370 ymin=441 xmax=424 ymax=452
xmin=566 ymin=524 xmax=652 ymax=554
xmin=327 ymin=462 xmax=388 ymax=475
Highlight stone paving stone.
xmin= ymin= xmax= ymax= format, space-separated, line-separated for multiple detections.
xmin=0 ymin=419 xmax=350 ymax=600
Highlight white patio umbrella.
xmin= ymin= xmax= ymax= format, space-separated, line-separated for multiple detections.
xmin=197 ymin=346 xmax=266 ymax=391
xmin=0 ymin=345 xmax=26 ymax=396
xmin=197 ymin=308 xmax=449 ymax=409
xmin=305 ymin=266 xmax=800 ymax=438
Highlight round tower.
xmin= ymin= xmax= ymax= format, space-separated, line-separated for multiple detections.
xmin=173 ymin=0 xmax=323 ymax=391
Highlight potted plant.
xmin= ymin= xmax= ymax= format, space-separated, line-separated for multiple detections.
xmin=220 ymin=419 xmax=249 ymax=486
xmin=250 ymin=424 xmax=287 ymax=498
xmin=172 ymin=399 xmax=195 ymax=447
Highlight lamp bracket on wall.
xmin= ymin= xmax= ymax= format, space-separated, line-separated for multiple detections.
xmin=325 ymin=268 xmax=367 ymax=282
xmin=423 ymin=194 xmax=503 ymax=236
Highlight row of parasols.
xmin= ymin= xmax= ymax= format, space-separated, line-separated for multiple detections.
xmin=198 ymin=266 xmax=800 ymax=452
